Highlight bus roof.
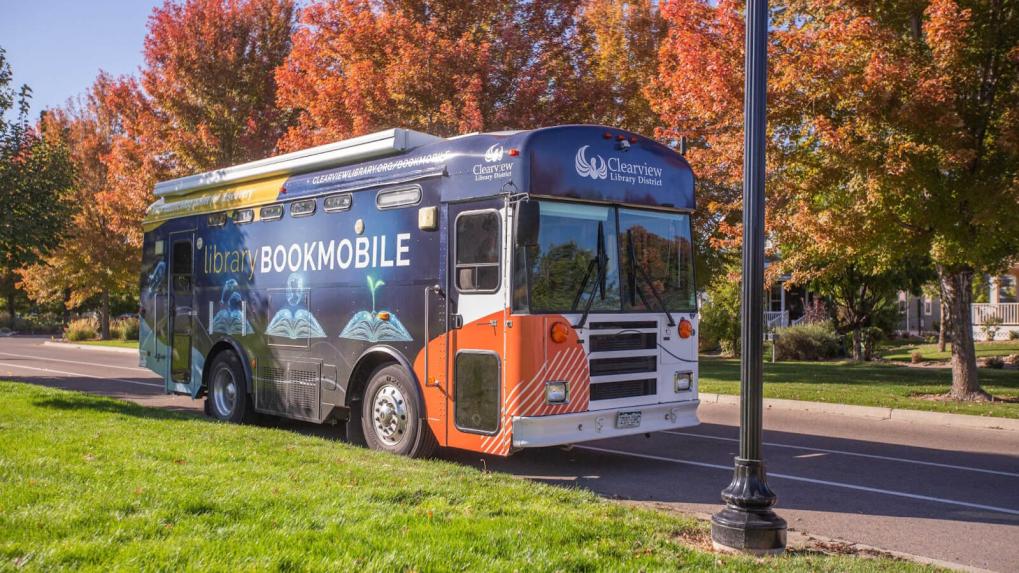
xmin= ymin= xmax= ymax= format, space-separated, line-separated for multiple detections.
xmin=145 ymin=125 xmax=695 ymax=228
xmin=154 ymin=128 xmax=443 ymax=199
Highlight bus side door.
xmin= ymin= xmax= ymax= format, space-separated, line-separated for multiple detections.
xmin=445 ymin=201 xmax=507 ymax=447
xmin=167 ymin=232 xmax=196 ymax=394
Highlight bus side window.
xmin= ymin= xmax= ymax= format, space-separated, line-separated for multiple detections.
xmin=455 ymin=211 xmax=501 ymax=293
xmin=171 ymin=240 xmax=192 ymax=292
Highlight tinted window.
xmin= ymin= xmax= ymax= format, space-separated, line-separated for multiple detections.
xmin=618 ymin=209 xmax=696 ymax=312
xmin=233 ymin=209 xmax=254 ymax=224
xmin=524 ymin=202 xmax=620 ymax=312
xmin=455 ymin=211 xmax=500 ymax=292
xmin=171 ymin=241 xmax=192 ymax=275
xmin=291 ymin=199 xmax=316 ymax=217
xmin=260 ymin=204 xmax=283 ymax=221
xmin=455 ymin=352 xmax=500 ymax=433
xmin=323 ymin=193 xmax=351 ymax=212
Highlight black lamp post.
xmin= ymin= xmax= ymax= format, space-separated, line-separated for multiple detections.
xmin=709 ymin=0 xmax=787 ymax=554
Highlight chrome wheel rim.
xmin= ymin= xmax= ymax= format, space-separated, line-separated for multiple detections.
xmin=371 ymin=380 xmax=408 ymax=446
xmin=212 ymin=368 xmax=237 ymax=418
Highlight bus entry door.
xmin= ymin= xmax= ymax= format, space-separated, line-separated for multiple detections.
xmin=167 ymin=233 xmax=196 ymax=394
xmin=445 ymin=201 xmax=507 ymax=445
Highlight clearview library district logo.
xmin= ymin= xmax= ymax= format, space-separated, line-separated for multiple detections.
xmin=575 ymin=145 xmax=665 ymax=186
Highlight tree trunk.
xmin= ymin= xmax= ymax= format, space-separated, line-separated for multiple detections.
xmin=937 ymin=299 xmax=948 ymax=353
xmin=851 ymin=327 xmax=863 ymax=360
xmin=940 ymin=268 xmax=988 ymax=400
xmin=100 ymin=290 xmax=111 ymax=340
xmin=6 ymin=289 xmax=14 ymax=330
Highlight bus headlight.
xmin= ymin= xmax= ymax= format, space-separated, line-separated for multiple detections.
xmin=674 ymin=371 xmax=692 ymax=392
xmin=546 ymin=381 xmax=568 ymax=404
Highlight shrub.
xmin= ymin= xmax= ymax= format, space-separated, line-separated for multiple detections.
xmin=699 ymin=268 xmax=741 ymax=357
xmin=773 ymin=323 xmax=843 ymax=361
xmin=910 ymin=351 xmax=923 ymax=364
xmin=64 ymin=317 xmax=99 ymax=341
xmin=985 ymin=356 xmax=1005 ymax=369
xmin=114 ymin=317 xmax=140 ymax=341
xmin=981 ymin=315 xmax=1003 ymax=341
xmin=858 ymin=326 xmax=885 ymax=361
xmin=1009 ymin=330 xmax=1019 ymax=341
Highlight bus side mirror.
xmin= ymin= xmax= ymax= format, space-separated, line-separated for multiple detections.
xmin=515 ymin=201 xmax=540 ymax=247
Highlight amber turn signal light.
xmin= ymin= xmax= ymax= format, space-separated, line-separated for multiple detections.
xmin=678 ymin=318 xmax=694 ymax=339
xmin=550 ymin=321 xmax=570 ymax=344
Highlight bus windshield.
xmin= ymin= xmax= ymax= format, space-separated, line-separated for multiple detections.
xmin=514 ymin=201 xmax=696 ymax=314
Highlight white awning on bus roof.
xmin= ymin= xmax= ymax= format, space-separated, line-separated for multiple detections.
xmin=153 ymin=128 xmax=443 ymax=199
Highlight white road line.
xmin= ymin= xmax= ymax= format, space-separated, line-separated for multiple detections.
xmin=0 ymin=350 xmax=151 ymax=373
xmin=577 ymin=445 xmax=1019 ymax=517
xmin=0 ymin=360 xmax=163 ymax=389
xmin=664 ymin=431 xmax=1019 ymax=478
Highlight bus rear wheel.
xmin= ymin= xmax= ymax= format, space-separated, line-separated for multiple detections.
xmin=361 ymin=364 xmax=436 ymax=458
xmin=206 ymin=351 xmax=254 ymax=424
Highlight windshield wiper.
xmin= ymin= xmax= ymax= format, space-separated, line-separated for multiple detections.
xmin=626 ymin=229 xmax=676 ymax=326
xmin=572 ymin=221 xmax=608 ymax=329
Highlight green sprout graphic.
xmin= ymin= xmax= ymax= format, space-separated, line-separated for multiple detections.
xmin=367 ymin=275 xmax=385 ymax=313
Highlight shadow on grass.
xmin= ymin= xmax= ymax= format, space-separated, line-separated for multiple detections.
xmin=30 ymin=394 xmax=196 ymax=420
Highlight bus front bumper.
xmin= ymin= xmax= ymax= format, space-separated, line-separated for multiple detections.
xmin=511 ymin=400 xmax=700 ymax=449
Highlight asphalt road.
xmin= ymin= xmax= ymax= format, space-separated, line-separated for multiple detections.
xmin=2 ymin=336 xmax=1017 ymax=572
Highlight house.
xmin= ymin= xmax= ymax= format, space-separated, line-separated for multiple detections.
xmin=972 ymin=266 xmax=1019 ymax=340
xmin=897 ymin=266 xmax=1019 ymax=340
xmin=764 ymin=275 xmax=815 ymax=329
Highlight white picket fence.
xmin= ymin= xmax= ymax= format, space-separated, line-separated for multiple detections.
xmin=972 ymin=303 xmax=1019 ymax=325
xmin=764 ymin=311 xmax=789 ymax=329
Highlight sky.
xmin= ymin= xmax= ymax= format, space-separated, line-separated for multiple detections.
xmin=0 ymin=1 xmax=163 ymax=119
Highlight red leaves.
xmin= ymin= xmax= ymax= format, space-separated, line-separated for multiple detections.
xmin=143 ymin=0 xmax=297 ymax=172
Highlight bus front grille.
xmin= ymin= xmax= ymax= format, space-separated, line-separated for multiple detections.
xmin=589 ymin=378 xmax=656 ymax=401
xmin=589 ymin=355 xmax=656 ymax=376
xmin=587 ymin=320 xmax=660 ymax=403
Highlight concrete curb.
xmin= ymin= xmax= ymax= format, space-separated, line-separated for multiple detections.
xmin=42 ymin=340 xmax=138 ymax=355
xmin=699 ymin=392 xmax=1019 ymax=432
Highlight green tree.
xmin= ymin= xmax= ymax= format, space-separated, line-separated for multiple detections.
xmin=0 ymin=48 xmax=74 ymax=327
xmin=776 ymin=0 xmax=1019 ymax=398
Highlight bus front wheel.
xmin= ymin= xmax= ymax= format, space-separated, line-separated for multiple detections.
xmin=361 ymin=364 xmax=436 ymax=458
xmin=206 ymin=351 xmax=255 ymax=424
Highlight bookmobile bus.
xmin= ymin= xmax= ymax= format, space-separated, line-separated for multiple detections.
xmin=140 ymin=125 xmax=700 ymax=458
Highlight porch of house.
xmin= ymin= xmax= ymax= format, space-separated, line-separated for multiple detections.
xmin=764 ymin=278 xmax=812 ymax=330
xmin=972 ymin=303 xmax=1019 ymax=340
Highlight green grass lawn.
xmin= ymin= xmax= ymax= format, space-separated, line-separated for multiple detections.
xmin=699 ymin=357 xmax=1019 ymax=419
xmin=70 ymin=339 xmax=139 ymax=349
xmin=0 ymin=382 xmax=932 ymax=572
xmin=880 ymin=340 xmax=1019 ymax=362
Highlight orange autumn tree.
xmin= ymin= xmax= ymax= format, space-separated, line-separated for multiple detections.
xmin=654 ymin=0 xmax=1019 ymax=398
xmin=276 ymin=0 xmax=598 ymax=148
xmin=143 ymin=0 xmax=297 ymax=172
xmin=18 ymin=75 xmax=158 ymax=339
xmin=773 ymin=0 xmax=1019 ymax=398
xmin=580 ymin=0 xmax=666 ymax=135
xmin=650 ymin=0 xmax=797 ymax=280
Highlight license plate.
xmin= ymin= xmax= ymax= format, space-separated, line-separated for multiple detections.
xmin=615 ymin=411 xmax=642 ymax=429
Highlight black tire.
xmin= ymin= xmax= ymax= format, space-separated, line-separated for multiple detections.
xmin=205 ymin=350 xmax=255 ymax=423
xmin=361 ymin=364 xmax=436 ymax=458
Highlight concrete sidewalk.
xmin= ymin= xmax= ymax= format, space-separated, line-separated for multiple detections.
xmin=701 ymin=392 xmax=1019 ymax=432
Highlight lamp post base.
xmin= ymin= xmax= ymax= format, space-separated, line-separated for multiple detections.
xmin=710 ymin=458 xmax=787 ymax=554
